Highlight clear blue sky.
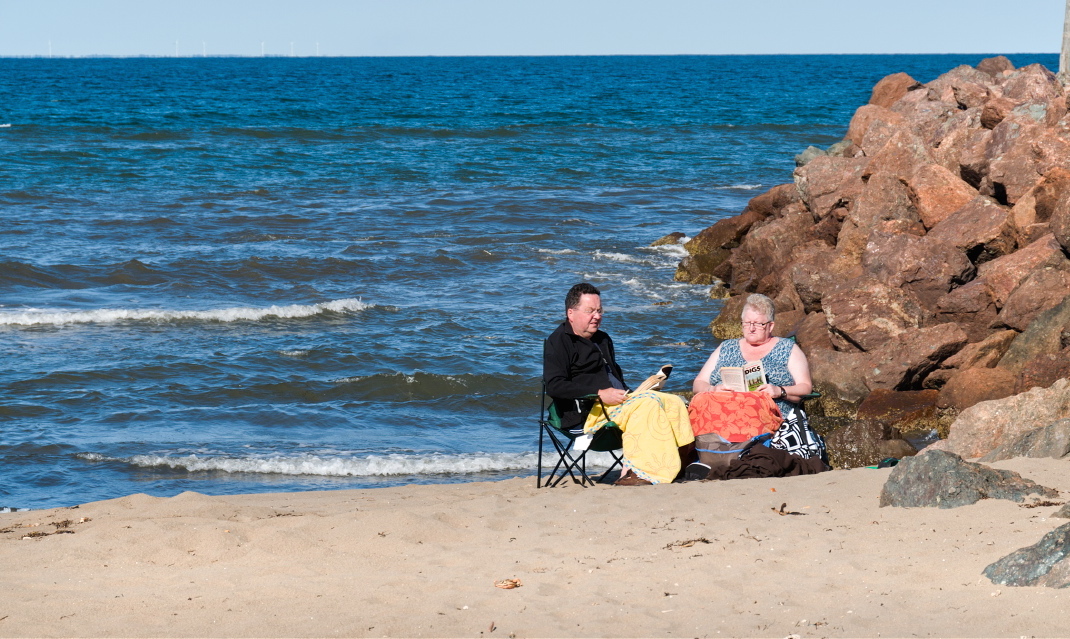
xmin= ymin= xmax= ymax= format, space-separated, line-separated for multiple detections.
xmin=0 ymin=0 xmax=1064 ymax=57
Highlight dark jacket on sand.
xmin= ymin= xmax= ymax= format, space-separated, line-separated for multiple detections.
xmin=543 ymin=320 xmax=627 ymax=433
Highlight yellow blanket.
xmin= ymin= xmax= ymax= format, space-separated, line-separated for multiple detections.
xmin=584 ymin=390 xmax=694 ymax=484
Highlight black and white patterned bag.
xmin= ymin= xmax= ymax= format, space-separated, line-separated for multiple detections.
xmin=768 ymin=405 xmax=827 ymax=463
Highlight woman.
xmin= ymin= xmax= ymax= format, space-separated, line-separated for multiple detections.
xmin=691 ymin=293 xmax=826 ymax=462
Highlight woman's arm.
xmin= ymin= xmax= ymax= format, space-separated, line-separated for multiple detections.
xmin=781 ymin=343 xmax=813 ymax=402
xmin=692 ymin=344 xmax=723 ymax=394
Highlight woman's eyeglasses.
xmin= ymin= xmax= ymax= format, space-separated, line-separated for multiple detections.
xmin=742 ymin=321 xmax=771 ymax=329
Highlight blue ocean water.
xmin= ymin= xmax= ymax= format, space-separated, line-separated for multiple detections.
xmin=0 ymin=53 xmax=1058 ymax=509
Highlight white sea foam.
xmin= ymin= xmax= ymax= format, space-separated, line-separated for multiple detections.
xmin=0 ymin=124 xmax=11 ymax=128
xmin=78 ymin=451 xmax=595 ymax=477
xmin=534 ymin=248 xmax=578 ymax=255
xmin=277 ymin=349 xmax=311 ymax=358
xmin=647 ymin=243 xmax=688 ymax=256
xmin=0 ymin=298 xmax=370 ymax=327
xmin=727 ymin=183 xmax=763 ymax=190
xmin=592 ymin=250 xmax=649 ymax=265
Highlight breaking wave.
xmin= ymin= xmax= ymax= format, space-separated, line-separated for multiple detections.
xmin=0 ymin=298 xmax=371 ymax=327
xmin=76 ymin=450 xmax=615 ymax=477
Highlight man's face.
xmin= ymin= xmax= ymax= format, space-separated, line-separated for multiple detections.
xmin=567 ymin=293 xmax=603 ymax=339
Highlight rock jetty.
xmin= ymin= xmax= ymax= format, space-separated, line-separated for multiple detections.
xmin=675 ymin=57 xmax=1070 ymax=466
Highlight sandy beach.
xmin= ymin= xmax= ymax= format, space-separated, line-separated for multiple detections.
xmin=2 ymin=459 xmax=1068 ymax=638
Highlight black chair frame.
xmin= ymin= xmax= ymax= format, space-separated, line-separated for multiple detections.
xmin=537 ymin=386 xmax=624 ymax=488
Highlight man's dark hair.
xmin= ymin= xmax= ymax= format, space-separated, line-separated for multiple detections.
xmin=565 ymin=282 xmax=601 ymax=312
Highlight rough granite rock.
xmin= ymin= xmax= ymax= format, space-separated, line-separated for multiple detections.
xmin=808 ymin=349 xmax=871 ymax=409
xmin=787 ymin=242 xmax=838 ymax=313
xmin=826 ymin=420 xmax=892 ymax=469
xmin=975 ymin=55 xmax=1015 ymax=79
xmin=674 ymin=61 xmax=1070 ymax=424
xmin=999 ymin=63 xmax=1064 ymax=105
xmin=933 ymin=279 xmax=999 ymax=343
xmin=940 ymin=329 xmax=1017 ymax=371
xmin=868 ymin=72 xmax=922 ymax=109
xmin=975 ymin=233 xmax=1067 ymax=306
xmin=862 ymin=130 xmax=935 ymax=181
xmin=861 ymin=231 xmax=974 ymax=310
xmin=906 ymin=163 xmax=979 ymax=229
xmin=980 ymin=95 xmax=1017 ymax=130
xmin=793 ymin=156 xmax=868 ymax=220
xmin=936 ymin=366 xmax=1017 ymax=411
xmin=984 ymin=522 xmax=1070 ymax=588
xmin=846 ymin=105 xmax=907 ymax=150
xmin=791 ymin=310 xmax=833 ymax=353
xmin=934 ymin=378 xmax=1070 ymax=459
xmin=980 ymin=418 xmax=1070 ymax=462
xmin=997 ymin=270 xmax=1070 ymax=331
xmin=1015 ymin=346 xmax=1070 ymax=394
xmin=863 ymin=322 xmax=967 ymax=390
xmin=926 ymin=195 xmax=1017 ymax=265
xmin=822 ymin=277 xmax=928 ymax=352
xmin=856 ymin=388 xmax=940 ymax=434
xmin=878 ymin=449 xmax=1058 ymax=508
xmin=998 ymin=295 xmax=1070 ymax=374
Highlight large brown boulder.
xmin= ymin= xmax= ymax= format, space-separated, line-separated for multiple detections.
xmin=861 ymin=231 xmax=975 ymax=311
xmin=837 ymin=171 xmax=923 ymax=260
xmin=791 ymin=310 xmax=834 ymax=354
xmin=856 ymin=388 xmax=940 ymax=435
xmin=1015 ymin=346 xmax=1070 ymax=395
xmin=940 ymin=329 xmax=1018 ymax=371
xmin=974 ymin=233 xmax=1068 ymax=306
xmin=934 ymin=377 xmax=1070 ymax=458
xmin=825 ymin=420 xmax=892 ymax=469
xmin=936 ymin=367 xmax=1018 ymax=411
xmin=863 ymin=130 xmax=936 ymax=181
xmin=926 ymin=195 xmax=1017 ymax=265
xmin=736 ymin=206 xmax=816 ymax=277
xmin=980 ymin=95 xmax=1016 ymax=129
xmin=998 ymin=295 xmax=1070 ymax=374
xmin=1000 ymin=63 xmax=1065 ymax=105
xmin=787 ymin=241 xmax=840 ymax=313
xmin=925 ymin=65 xmax=995 ymax=104
xmin=863 ymin=323 xmax=967 ymax=390
xmin=869 ymin=72 xmax=922 ymax=108
xmin=845 ymin=104 xmax=907 ymax=149
xmin=907 ymin=163 xmax=979 ymax=229
xmin=822 ymin=277 xmax=928 ymax=352
xmin=975 ymin=55 xmax=1014 ymax=79
xmin=933 ymin=279 xmax=999 ymax=342
xmin=792 ymin=156 xmax=867 ymax=219
xmin=808 ymin=349 xmax=871 ymax=408
xmin=984 ymin=104 xmax=1070 ymax=205
xmin=980 ymin=418 xmax=1070 ymax=462
xmin=998 ymin=269 xmax=1070 ymax=331
xmin=1048 ymin=169 xmax=1070 ymax=252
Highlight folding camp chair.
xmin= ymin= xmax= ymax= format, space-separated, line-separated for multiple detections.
xmin=537 ymin=385 xmax=624 ymax=487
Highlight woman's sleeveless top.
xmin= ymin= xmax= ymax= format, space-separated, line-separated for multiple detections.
xmin=709 ymin=337 xmax=796 ymax=415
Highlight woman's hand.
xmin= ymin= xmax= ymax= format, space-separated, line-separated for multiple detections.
xmin=756 ymin=383 xmax=785 ymax=399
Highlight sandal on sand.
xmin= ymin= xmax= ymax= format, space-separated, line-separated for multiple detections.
xmin=614 ymin=470 xmax=652 ymax=486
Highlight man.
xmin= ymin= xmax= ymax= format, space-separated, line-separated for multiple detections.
xmin=543 ymin=283 xmax=694 ymax=485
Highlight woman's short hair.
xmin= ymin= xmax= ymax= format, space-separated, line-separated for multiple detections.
xmin=742 ymin=293 xmax=775 ymax=322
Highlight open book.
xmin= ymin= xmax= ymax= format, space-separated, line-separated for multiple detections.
xmin=629 ymin=364 xmax=673 ymax=395
xmin=720 ymin=361 xmax=766 ymax=392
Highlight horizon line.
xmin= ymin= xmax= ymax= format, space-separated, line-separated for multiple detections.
xmin=0 ymin=51 xmax=1058 ymax=60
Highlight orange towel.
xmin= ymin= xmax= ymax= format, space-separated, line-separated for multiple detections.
xmin=688 ymin=390 xmax=782 ymax=443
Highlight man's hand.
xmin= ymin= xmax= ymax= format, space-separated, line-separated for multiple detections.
xmin=598 ymin=388 xmax=628 ymax=406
